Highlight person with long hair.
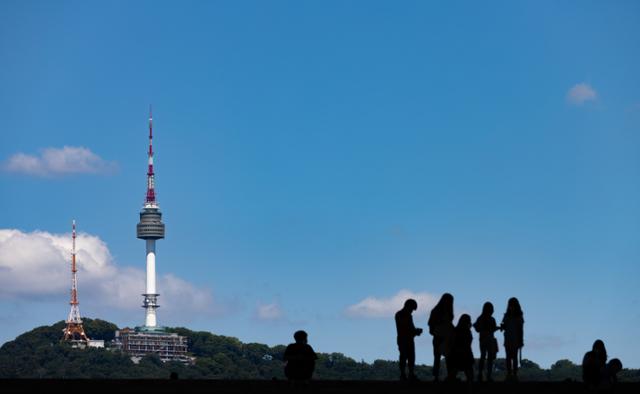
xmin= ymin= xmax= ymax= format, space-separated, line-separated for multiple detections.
xmin=447 ymin=314 xmax=474 ymax=382
xmin=582 ymin=339 xmax=608 ymax=387
xmin=428 ymin=293 xmax=454 ymax=381
xmin=500 ymin=297 xmax=524 ymax=380
xmin=473 ymin=302 xmax=499 ymax=381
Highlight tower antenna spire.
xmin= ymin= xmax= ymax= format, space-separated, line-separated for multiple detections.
xmin=146 ymin=105 xmax=156 ymax=205
xmin=62 ymin=220 xmax=89 ymax=342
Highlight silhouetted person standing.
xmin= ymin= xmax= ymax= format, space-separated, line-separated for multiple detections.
xmin=395 ymin=299 xmax=423 ymax=381
xmin=582 ymin=339 xmax=607 ymax=388
xmin=447 ymin=314 xmax=474 ymax=382
xmin=500 ymin=297 xmax=524 ymax=381
xmin=473 ymin=302 xmax=499 ymax=382
xmin=428 ymin=293 xmax=454 ymax=381
xmin=284 ymin=330 xmax=317 ymax=382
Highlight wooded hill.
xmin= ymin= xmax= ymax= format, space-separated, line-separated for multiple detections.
xmin=1 ymin=319 xmax=638 ymax=381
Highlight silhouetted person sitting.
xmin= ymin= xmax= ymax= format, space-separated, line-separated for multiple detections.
xmin=447 ymin=314 xmax=474 ymax=382
xmin=500 ymin=297 xmax=524 ymax=381
xmin=395 ymin=298 xmax=423 ymax=381
xmin=284 ymin=330 xmax=317 ymax=382
xmin=582 ymin=339 xmax=607 ymax=388
xmin=604 ymin=358 xmax=622 ymax=387
xmin=473 ymin=302 xmax=499 ymax=382
xmin=428 ymin=293 xmax=454 ymax=382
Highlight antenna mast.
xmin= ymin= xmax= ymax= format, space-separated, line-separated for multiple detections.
xmin=62 ymin=220 xmax=89 ymax=342
xmin=146 ymin=106 xmax=156 ymax=205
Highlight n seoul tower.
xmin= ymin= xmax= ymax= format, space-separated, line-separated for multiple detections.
xmin=136 ymin=107 xmax=165 ymax=329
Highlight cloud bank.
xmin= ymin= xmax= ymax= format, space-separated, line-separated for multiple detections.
xmin=346 ymin=289 xmax=440 ymax=319
xmin=3 ymin=146 xmax=117 ymax=176
xmin=0 ymin=229 xmax=217 ymax=320
xmin=566 ymin=83 xmax=597 ymax=105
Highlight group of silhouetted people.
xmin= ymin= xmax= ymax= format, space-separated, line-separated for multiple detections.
xmin=281 ymin=294 xmax=623 ymax=386
xmin=395 ymin=294 xmax=524 ymax=382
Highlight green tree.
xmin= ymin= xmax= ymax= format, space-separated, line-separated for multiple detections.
xmin=549 ymin=359 xmax=581 ymax=381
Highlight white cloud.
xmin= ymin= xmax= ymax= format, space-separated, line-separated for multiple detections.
xmin=0 ymin=229 xmax=217 ymax=320
xmin=255 ymin=302 xmax=284 ymax=321
xmin=346 ymin=289 xmax=440 ymax=319
xmin=3 ymin=146 xmax=117 ymax=176
xmin=566 ymin=83 xmax=597 ymax=105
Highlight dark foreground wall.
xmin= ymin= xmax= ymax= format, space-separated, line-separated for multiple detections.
xmin=1 ymin=380 xmax=638 ymax=394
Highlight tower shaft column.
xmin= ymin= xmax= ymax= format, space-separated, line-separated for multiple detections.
xmin=146 ymin=239 xmax=157 ymax=295
xmin=145 ymin=298 xmax=158 ymax=327
xmin=144 ymin=238 xmax=158 ymax=328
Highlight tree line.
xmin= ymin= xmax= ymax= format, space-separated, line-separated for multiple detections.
xmin=0 ymin=319 xmax=638 ymax=381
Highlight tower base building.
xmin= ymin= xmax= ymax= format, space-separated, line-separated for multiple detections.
xmin=113 ymin=327 xmax=190 ymax=364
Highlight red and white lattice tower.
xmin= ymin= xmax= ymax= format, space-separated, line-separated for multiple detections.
xmin=62 ymin=220 xmax=89 ymax=342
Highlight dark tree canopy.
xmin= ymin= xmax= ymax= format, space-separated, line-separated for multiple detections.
xmin=0 ymin=320 xmax=638 ymax=381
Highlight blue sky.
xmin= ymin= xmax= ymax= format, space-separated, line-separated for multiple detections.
xmin=1 ymin=1 xmax=639 ymax=368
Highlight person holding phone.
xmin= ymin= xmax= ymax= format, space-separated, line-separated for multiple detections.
xmin=395 ymin=299 xmax=423 ymax=381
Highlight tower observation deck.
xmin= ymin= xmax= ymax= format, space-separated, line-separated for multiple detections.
xmin=137 ymin=208 xmax=165 ymax=240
